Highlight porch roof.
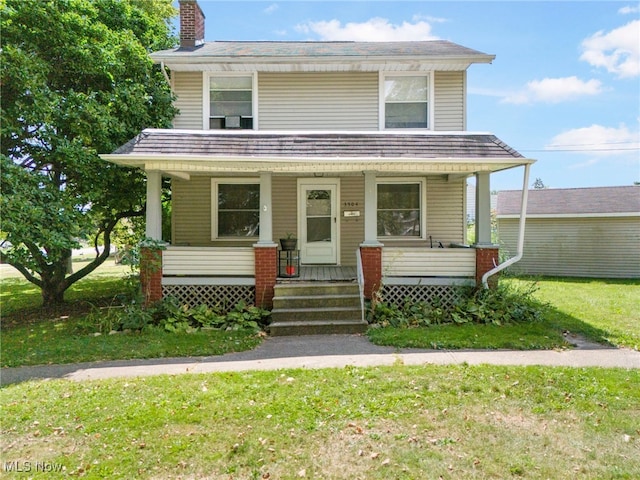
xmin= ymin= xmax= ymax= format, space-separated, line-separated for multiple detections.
xmin=102 ymin=129 xmax=534 ymax=175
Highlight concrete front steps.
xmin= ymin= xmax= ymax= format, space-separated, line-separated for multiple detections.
xmin=269 ymin=282 xmax=367 ymax=336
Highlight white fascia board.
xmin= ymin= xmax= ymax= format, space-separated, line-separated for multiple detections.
xmin=497 ymin=212 xmax=639 ymax=219
xmin=139 ymin=127 xmax=497 ymax=136
xmin=149 ymin=56 xmax=494 ymax=72
xmin=101 ymin=154 xmax=533 ymax=174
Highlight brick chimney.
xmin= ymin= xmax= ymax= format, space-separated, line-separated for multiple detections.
xmin=179 ymin=0 xmax=205 ymax=48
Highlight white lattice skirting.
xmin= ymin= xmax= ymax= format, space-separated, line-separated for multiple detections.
xmin=162 ymin=284 xmax=255 ymax=312
xmin=381 ymin=284 xmax=465 ymax=308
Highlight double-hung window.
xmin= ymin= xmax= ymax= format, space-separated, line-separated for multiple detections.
xmin=377 ymin=179 xmax=426 ymax=239
xmin=209 ymin=75 xmax=254 ymax=129
xmin=212 ymin=179 xmax=260 ymax=239
xmin=383 ymin=75 xmax=429 ymax=129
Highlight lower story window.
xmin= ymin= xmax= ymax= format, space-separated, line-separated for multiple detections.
xmin=212 ymin=179 xmax=260 ymax=239
xmin=377 ymin=180 xmax=425 ymax=238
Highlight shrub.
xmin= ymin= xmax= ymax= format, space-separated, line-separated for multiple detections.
xmin=368 ymin=282 xmax=544 ymax=328
xmin=79 ymin=297 xmax=271 ymax=334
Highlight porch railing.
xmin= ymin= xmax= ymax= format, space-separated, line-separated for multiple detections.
xmin=382 ymin=247 xmax=475 ymax=278
xmin=162 ymin=246 xmax=255 ymax=276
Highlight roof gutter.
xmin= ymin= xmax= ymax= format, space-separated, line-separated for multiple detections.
xmin=481 ymin=162 xmax=531 ymax=288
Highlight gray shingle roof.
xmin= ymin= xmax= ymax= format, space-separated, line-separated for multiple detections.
xmin=497 ymin=186 xmax=640 ymax=216
xmin=113 ymin=130 xmax=524 ymax=159
xmin=151 ymin=40 xmax=492 ymax=60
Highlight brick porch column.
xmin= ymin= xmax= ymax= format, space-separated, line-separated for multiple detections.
xmin=254 ymin=245 xmax=278 ymax=309
xmin=475 ymin=245 xmax=500 ymax=289
xmin=360 ymin=246 xmax=382 ymax=300
xmin=140 ymin=247 xmax=163 ymax=305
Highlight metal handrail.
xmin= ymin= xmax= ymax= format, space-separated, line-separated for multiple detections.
xmin=356 ymin=248 xmax=365 ymax=323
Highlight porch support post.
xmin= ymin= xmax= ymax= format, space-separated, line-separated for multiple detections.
xmin=145 ymin=170 xmax=163 ymax=240
xmin=360 ymin=171 xmax=383 ymax=299
xmin=474 ymin=172 xmax=492 ymax=246
xmin=254 ymin=245 xmax=277 ymax=309
xmin=142 ymin=170 xmax=164 ymax=305
xmin=258 ymin=171 xmax=275 ymax=245
xmin=362 ymin=171 xmax=382 ymax=247
xmin=254 ymin=172 xmax=277 ymax=308
xmin=474 ymin=172 xmax=499 ymax=288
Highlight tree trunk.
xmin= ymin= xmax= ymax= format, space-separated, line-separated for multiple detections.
xmin=41 ymin=283 xmax=67 ymax=307
xmin=40 ymin=253 xmax=71 ymax=307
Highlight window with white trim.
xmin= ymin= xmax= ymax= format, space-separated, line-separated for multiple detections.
xmin=211 ymin=179 xmax=260 ymax=239
xmin=209 ymin=75 xmax=254 ymax=129
xmin=383 ymin=75 xmax=429 ymax=129
xmin=377 ymin=179 xmax=426 ymax=238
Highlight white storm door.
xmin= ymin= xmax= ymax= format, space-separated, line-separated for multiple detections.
xmin=299 ymin=180 xmax=338 ymax=264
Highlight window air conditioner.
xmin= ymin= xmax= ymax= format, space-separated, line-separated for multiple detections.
xmin=225 ymin=115 xmax=241 ymax=129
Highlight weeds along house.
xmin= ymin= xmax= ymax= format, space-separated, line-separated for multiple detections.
xmin=102 ymin=0 xmax=534 ymax=333
xmin=497 ymin=186 xmax=640 ymax=279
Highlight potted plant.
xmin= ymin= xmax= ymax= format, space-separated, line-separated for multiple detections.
xmin=279 ymin=233 xmax=297 ymax=251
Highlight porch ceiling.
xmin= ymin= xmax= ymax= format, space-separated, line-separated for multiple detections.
xmin=102 ymin=129 xmax=534 ymax=175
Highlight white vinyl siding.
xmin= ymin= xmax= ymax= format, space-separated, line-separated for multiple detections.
xmin=258 ymin=72 xmax=378 ymax=130
xmin=426 ymin=177 xmax=465 ymax=244
xmin=172 ymin=177 xmax=211 ymax=245
xmin=272 ymin=176 xmax=298 ymax=241
xmin=498 ymin=217 xmax=640 ymax=278
xmin=433 ymin=71 xmax=465 ymax=131
xmin=340 ymin=176 xmax=365 ymax=266
xmin=171 ymin=72 xmax=203 ymax=129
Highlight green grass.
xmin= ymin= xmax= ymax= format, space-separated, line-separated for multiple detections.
xmin=3 ymin=272 xmax=638 ymax=368
xmin=2 ymin=365 xmax=638 ymax=479
xmin=1 ymin=321 xmax=261 ymax=368
xmin=369 ymin=276 xmax=640 ymax=351
xmin=368 ymin=322 xmax=569 ymax=350
xmin=520 ymin=277 xmax=640 ymax=351
xmin=1 ymin=266 xmax=262 ymax=368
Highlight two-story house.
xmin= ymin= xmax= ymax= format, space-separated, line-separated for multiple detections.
xmin=103 ymin=0 xmax=534 ymax=334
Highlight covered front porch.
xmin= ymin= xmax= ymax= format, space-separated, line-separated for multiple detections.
xmin=103 ymin=129 xmax=533 ymax=310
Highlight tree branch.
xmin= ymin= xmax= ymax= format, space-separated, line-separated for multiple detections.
xmin=0 ymin=250 xmax=43 ymax=288
xmin=66 ymin=208 xmax=144 ymax=284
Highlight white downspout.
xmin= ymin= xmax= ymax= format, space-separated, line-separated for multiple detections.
xmin=481 ymin=163 xmax=531 ymax=288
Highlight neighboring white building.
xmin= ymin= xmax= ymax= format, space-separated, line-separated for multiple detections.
xmin=497 ymin=186 xmax=640 ymax=278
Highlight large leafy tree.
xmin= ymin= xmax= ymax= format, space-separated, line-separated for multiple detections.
xmin=1 ymin=0 xmax=177 ymax=306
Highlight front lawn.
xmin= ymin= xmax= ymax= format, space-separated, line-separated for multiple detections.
xmin=1 ymin=267 xmax=262 ymax=368
xmin=368 ymin=276 xmax=640 ymax=351
xmin=525 ymin=277 xmax=640 ymax=350
xmin=2 ymin=365 xmax=638 ymax=479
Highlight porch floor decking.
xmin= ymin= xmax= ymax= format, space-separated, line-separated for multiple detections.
xmin=279 ymin=265 xmax=357 ymax=282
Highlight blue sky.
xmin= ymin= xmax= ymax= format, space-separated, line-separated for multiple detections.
xmin=186 ymin=1 xmax=639 ymax=191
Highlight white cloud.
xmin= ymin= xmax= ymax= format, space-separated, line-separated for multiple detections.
xmin=295 ymin=17 xmax=438 ymax=42
xmin=263 ymin=3 xmax=278 ymax=15
xmin=502 ymin=76 xmax=603 ymax=104
xmin=619 ymin=5 xmax=640 ymax=15
xmin=546 ymin=124 xmax=640 ymax=157
xmin=580 ymin=19 xmax=640 ymax=78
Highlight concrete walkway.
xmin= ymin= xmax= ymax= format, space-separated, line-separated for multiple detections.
xmin=2 ymin=334 xmax=639 ymax=386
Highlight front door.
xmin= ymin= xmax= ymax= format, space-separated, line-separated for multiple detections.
xmin=298 ymin=179 xmax=338 ymax=264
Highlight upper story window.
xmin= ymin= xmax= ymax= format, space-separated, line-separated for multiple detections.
xmin=209 ymin=75 xmax=254 ymax=129
xmin=383 ymin=75 xmax=429 ymax=129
